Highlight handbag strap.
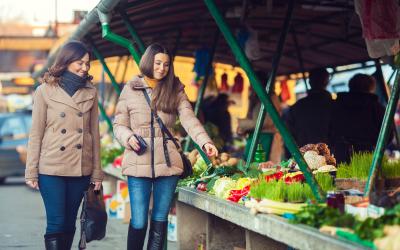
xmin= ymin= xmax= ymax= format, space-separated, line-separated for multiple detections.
xmin=142 ymin=89 xmax=181 ymax=150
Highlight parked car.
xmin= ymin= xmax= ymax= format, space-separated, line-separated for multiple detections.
xmin=0 ymin=111 xmax=32 ymax=184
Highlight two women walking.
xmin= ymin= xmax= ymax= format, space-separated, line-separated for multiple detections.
xmin=25 ymin=41 xmax=217 ymax=250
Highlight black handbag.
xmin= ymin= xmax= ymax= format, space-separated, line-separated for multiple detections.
xmin=78 ymin=184 xmax=108 ymax=249
xmin=142 ymin=90 xmax=193 ymax=179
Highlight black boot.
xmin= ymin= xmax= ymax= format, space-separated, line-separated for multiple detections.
xmin=63 ymin=230 xmax=75 ymax=250
xmin=127 ymin=220 xmax=147 ymax=250
xmin=147 ymin=220 xmax=167 ymax=250
xmin=44 ymin=233 xmax=63 ymax=250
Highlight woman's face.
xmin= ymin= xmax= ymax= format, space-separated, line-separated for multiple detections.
xmin=67 ymin=53 xmax=90 ymax=78
xmin=153 ymin=53 xmax=170 ymax=80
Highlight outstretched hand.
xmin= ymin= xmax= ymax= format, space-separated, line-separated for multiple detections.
xmin=203 ymin=143 xmax=218 ymax=157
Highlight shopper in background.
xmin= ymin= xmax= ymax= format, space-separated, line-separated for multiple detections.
xmin=237 ymin=71 xmax=283 ymax=163
xmin=203 ymin=93 xmax=233 ymax=150
xmin=286 ymin=68 xmax=333 ymax=148
xmin=25 ymin=41 xmax=103 ymax=250
xmin=113 ymin=43 xmax=218 ymax=250
xmin=330 ymin=73 xmax=386 ymax=163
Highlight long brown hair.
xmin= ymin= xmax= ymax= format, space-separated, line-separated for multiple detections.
xmin=42 ymin=40 xmax=93 ymax=85
xmin=139 ymin=43 xmax=180 ymax=113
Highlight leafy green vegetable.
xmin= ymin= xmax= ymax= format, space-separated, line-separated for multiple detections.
xmin=100 ymin=146 xmax=124 ymax=167
xmin=287 ymin=183 xmax=305 ymax=202
xmin=337 ymin=152 xmax=400 ymax=180
xmin=290 ymin=204 xmax=356 ymax=228
xmin=292 ymin=204 xmax=400 ymax=242
xmin=212 ymin=177 xmax=237 ymax=199
xmin=314 ymin=173 xmax=335 ymax=193
xmin=206 ymin=176 xmax=220 ymax=192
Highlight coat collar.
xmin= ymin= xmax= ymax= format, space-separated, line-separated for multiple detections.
xmin=47 ymin=82 xmax=95 ymax=110
xmin=128 ymin=75 xmax=149 ymax=90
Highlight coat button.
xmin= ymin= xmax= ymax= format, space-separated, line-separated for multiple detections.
xmin=60 ymin=146 xmax=66 ymax=151
xmin=77 ymin=112 xmax=83 ymax=117
xmin=61 ymin=129 xmax=66 ymax=134
xmin=60 ymin=112 xmax=66 ymax=118
xmin=76 ymin=144 xmax=82 ymax=149
xmin=78 ymin=128 xmax=83 ymax=133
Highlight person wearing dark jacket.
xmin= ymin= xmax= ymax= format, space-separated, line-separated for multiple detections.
xmin=330 ymin=74 xmax=386 ymax=164
xmin=286 ymin=68 xmax=333 ymax=148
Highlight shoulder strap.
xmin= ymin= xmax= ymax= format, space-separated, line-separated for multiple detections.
xmin=142 ymin=90 xmax=181 ymax=150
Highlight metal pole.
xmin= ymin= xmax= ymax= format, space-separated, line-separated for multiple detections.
xmin=101 ymin=23 xmax=141 ymax=65
xmin=204 ymin=0 xmax=324 ymax=202
xmin=365 ymin=69 xmax=400 ymax=197
xmin=374 ymin=59 xmax=400 ymax=147
xmin=114 ymin=56 xmax=123 ymax=77
xmin=245 ymin=0 xmax=293 ymax=169
xmin=119 ymin=9 xmax=146 ymax=55
xmin=171 ymin=29 xmax=182 ymax=62
xmin=98 ymin=101 xmax=113 ymax=133
xmin=97 ymin=7 xmax=141 ymax=65
xmin=292 ymin=28 xmax=309 ymax=91
xmin=388 ymin=69 xmax=396 ymax=86
xmin=119 ymin=55 xmax=130 ymax=85
xmin=184 ymin=30 xmax=219 ymax=152
xmin=90 ymin=42 xmax=121 ymax=95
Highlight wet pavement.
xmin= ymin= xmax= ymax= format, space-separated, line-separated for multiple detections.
xmin=0 ymin=177 xmax=177 ymax=250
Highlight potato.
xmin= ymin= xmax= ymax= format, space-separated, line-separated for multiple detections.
xmin=220 ymin=152 xmax=230 ymax=162
xmin=226 ymin=157 xmax=238 ymax=167
xmin=188 ymin=154 xmax=197 ymax=166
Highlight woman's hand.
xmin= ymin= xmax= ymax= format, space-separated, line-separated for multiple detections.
xmin=128 ymin=135 xmax=140 ymax=151
xmin=26 ymin=180 xmax=39 ymax=190
xmin=203 ymin=143 xmax=218 ymax=157
xmin=93 ymin=181 xmax=102 ymax=191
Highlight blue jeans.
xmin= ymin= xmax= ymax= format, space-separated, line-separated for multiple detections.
xmin=127 ymin=176 xmax=179 ymax=229
xmin=38 ymin=174 xmax=90 ymax=234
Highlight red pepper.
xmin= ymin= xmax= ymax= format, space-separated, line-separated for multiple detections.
xmin=112 ymin=155 xmax=123 ymax=168
xmin=265 ymin=171 xmax=284 ymax=182
xmin=227 ymin=186 xmax=250 ymax=202
xmin=196 ymin=182 xmax=207 ymax=192
xmin=284 ymin=173 xmax=305 ymax=184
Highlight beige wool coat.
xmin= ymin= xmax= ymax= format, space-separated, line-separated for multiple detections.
xmin=113 ymin=76 xmax=212 ymax=178
xmin=25 ymin=82 xmax=104 ymax=182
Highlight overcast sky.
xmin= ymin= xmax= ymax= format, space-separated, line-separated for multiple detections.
xmin=0 ymin=0 xmax=99 ymax=24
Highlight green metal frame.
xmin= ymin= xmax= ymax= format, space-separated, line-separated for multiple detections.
xmin=245 ymin=0 xmax=294 ymax=169
xmin=364 ymin=69 xmax=400 ymax=197
xmin=119 ymin=9 xmax=146 ymax=55
xmin=91 ymin=43 xmax=122 ymax=96
xmin=98 ymin=100 xmax=113 ymax=133
xmin=183 ymin=31 xmax=220 ymax=152
xmin=374 ymin=60 xmax=400 ymax=147
xmin=172 ymin=29 xmax=182 ymax=61
xmin=292 ymin=28 xmax=309 ymax=92
xmin=204 ymin=0 xmax=324 ymax=202
xmin=101 ymin=23 xmax=141 ymax=65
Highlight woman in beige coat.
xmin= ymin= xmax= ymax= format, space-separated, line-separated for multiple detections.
xmin=25 ymin=41 xmax=103 ymax=250
xmin=113 ymin=43 xmax=218 ymax=250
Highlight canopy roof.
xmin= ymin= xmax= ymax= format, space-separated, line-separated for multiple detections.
xmin=86 ymin=0 xmax=367 ymax=75
xmin=33 ymin=0 xmax=371 ymax=78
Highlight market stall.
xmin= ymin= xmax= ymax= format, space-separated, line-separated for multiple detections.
xmin=33 ymin=0 xmax=400 ymax=249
